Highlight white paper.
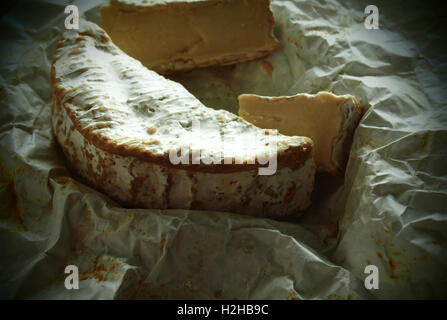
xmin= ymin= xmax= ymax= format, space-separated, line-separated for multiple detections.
xmin=0 ymin=0 xmax=446 ymax=299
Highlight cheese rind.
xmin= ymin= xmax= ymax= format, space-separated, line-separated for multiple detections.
xmin=101 ymin=0 xmax=279 ymax=74
xmin=51 ymin=21 xmax=315 ymax=217
xmin=51 ymin=95 xmax=315 ymax=217
xmin=238 ymin=92 xmax=364 ymax=175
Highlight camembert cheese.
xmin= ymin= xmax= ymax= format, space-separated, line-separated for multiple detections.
xmin=238 ymin=92 xmax=364 ymax=175
xmin=101 ymin=0 xmax=279 ymax=74
xmin=51 ymin=21 xmax=315 ymax=218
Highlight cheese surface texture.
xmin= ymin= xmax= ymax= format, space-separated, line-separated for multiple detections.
xmin=51 ymin=21 xmax=315 ymax=217
xmin=238 ymin=92 xmax=364 ymax=175
xmin=101 ymin=0 xmax=279 ymax=74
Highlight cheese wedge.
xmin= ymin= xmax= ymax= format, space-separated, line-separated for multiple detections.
xmin=100 ymin=0 xmax=279 ymax=74
xmin=238 ymin=92 xmax=364 ymax=175
xmin=51 ymin=21 xmax=315 ymax=218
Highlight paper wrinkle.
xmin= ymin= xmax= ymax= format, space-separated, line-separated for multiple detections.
xmin=0 ymin=0 xmax=446 ymax=299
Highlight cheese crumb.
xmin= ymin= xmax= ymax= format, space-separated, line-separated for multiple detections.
xmin=147 ymin=126 xmax=157 ymax=134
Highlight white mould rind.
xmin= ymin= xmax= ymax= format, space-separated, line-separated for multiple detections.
xmin=52 ymin=96 xmax=315 ymax=217
xmin=332 ymin=98 xmax=364 ymax=173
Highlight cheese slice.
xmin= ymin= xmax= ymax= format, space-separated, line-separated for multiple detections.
xmin=238 ymin=92 xmax=364 ymax=175
xmin=100 ymin=0 xmax=279 ymax=74
xmin=50 ymin=21 xmax=315 ymax=218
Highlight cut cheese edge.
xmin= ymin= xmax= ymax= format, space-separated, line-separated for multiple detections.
xmin=238 ymin=92 xmax=364 ymax=175
xmin=101 ymin=0 xmax=279 ymax=74
xmin=50 ymin=21 xmax=316 ymax=217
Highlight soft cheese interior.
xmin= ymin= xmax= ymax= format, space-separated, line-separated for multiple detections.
xmin=101 ymin=0 xmax=279 ymax=74
xmin=238 ymin=92 xmax=364 ymax=175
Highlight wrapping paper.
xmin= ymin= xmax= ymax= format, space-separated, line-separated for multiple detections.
xmin=0 ymin=0 xmax=446 ymax=299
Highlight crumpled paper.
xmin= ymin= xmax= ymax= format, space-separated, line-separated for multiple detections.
xmin=0 ymin=0 xmax=446 ymax=299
